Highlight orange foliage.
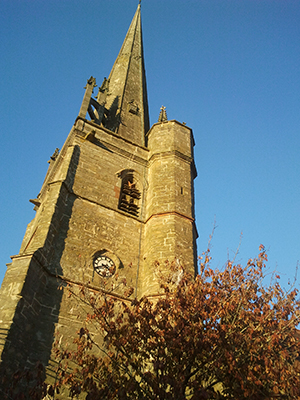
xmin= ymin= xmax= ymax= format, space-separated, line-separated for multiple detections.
xmin=53 ymin=247 xmax=300 ymax=399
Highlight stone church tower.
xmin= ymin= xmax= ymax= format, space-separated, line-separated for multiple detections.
xmin=0 ymin=3 xmax=197 ymax=384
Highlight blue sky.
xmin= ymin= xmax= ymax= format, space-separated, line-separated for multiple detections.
xmin=1 ymin=0 xmax=300 ymax=290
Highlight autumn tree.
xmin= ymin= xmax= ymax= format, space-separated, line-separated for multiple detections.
xmin=49 ymin=245 xmax=300 ymax=399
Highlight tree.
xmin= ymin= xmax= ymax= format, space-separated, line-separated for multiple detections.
xmin=1 ymin=361 xmax=50 ymax=400
xmin=52 ymin=245 xmax=300 ymax=399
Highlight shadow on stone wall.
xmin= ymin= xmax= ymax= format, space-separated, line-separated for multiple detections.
xmin=104 ymin=96 xmax=120 ymax=133
xmin=0 ymin=146 xmax=80 ymax=393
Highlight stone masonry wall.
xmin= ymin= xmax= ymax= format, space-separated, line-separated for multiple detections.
xmin=140 ymin=120 xmax=197 ymax=296
xmin=0 ymin=117 xmax=197 ymax=391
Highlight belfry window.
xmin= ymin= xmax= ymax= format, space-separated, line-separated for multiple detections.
xmin=118 ymin=173 xmax=141 ymax=217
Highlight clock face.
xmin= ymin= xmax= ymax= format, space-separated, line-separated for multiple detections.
xmin=93 ymin=255 xmax=116 ymax=277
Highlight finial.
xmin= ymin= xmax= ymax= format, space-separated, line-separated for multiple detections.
xmin=158 ymin=105 xmax=168 ymax=122
xmin=139 ymin=0 xmax=141 ymax=4
xmin=48 ymin=148 xmax=59 ymax=164
xmin=84 ymin=76 xmax=97 ymax=90
xmin=50 ymin=148 xmax=60 ymax=162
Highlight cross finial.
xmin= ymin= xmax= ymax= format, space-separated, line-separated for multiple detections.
xmin=158 ymin=105 xmax=168 ymax=122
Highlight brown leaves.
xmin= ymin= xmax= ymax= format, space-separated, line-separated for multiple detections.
xmin=50 ymin=247 xmax=300 ymax=399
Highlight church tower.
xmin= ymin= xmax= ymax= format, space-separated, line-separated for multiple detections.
xmin=0 ymin=3 xmax=197 ymax=382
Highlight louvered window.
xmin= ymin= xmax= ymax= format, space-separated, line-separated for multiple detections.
xmin=118 ymin=174 xmax=141 ymax=217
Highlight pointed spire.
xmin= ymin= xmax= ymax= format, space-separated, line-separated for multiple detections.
xmin=104 ymin=4 xmax=150 ymax=146
xmin=158 ymin=106 xmax=168 ymax=122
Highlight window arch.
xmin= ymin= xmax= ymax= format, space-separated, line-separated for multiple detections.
xmin=118 ymin=171 xmax=141 ymax=217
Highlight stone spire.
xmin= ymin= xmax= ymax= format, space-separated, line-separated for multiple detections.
xmin=104 ymin=3 xmax=150 ymax=146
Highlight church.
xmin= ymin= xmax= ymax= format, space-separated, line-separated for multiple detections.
xmin=0 ymin=2 xmax=197 ymax=385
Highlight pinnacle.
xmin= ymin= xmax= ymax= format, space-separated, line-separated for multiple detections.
xmin=158 ymin=106 xmax=168 ymax=122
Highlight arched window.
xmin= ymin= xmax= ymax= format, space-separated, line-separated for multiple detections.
xmin=118 ymin=172 xmax=141 ymax=217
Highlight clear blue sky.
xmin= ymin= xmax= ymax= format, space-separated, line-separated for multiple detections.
xmin=1 ymin=0 xmax=300 ymax=290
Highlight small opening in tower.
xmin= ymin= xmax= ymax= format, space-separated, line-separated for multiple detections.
xmin=181 ymin=187 xmax=184 ymax=195
xmin=118 ymin=173 xmax=141 ymax=217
